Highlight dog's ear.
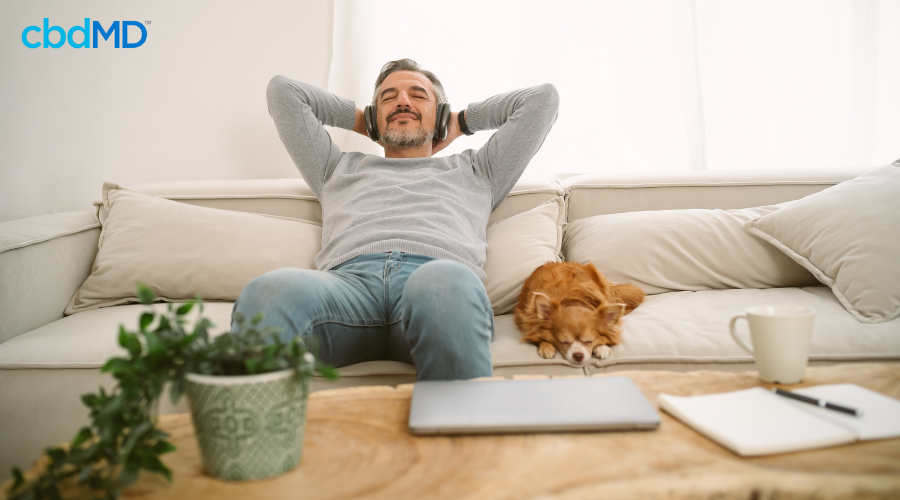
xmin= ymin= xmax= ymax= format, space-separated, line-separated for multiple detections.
xmin=583 ymin=262 xmax=609 ymax=290
xmin=532 ymin=292 xmax=557 ymax=320
xmin=596 ymin=303 xmax=626 ymax=325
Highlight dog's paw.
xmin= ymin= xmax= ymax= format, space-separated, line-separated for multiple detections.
xmin=593 ymin=344 xmax=612 ymax=360
xmin=537 ymin=342 xmax=557 ymax=359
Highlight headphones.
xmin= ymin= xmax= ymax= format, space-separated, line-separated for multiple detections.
xmin=364 ymin=102 xmax=451 ymax=143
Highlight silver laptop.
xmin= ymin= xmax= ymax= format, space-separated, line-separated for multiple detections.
xmin=408 ymin=376 xmax=660 ymax=435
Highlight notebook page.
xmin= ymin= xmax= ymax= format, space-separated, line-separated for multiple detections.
xmin=658 ymin=387 xmax=857 ymax=456
xmin=790 ymin=384 xmax=900 ymax=441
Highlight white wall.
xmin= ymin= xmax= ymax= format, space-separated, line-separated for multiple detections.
xmin=0 ymin=0 xmax=334 ymax=223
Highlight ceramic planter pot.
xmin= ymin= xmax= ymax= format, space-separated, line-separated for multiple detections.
xmin=184 ymin=369 xmax=308 ymax=481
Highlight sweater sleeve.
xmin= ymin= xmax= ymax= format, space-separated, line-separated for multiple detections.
xmin=265 ymin=75 xmax=357 ymax=197
xmin=464 ymin=83 xmax=560 ymax=210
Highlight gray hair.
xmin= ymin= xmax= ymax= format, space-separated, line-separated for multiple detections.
xmin=371 ymin=58 xmax=448 ymax=107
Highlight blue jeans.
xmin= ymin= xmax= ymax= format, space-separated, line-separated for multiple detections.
xmin=231 ymin=251 xmax=494 ymax=380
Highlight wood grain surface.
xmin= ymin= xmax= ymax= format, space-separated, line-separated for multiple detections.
xmin=8 ymin=363 xmax=900 ymax=500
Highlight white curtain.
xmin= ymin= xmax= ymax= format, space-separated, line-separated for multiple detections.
xmin=325 ymin=0 xmax=899 ymax=178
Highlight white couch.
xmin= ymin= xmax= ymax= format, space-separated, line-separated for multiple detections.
xmin=2 ymin=167 xmax=899 ymax=479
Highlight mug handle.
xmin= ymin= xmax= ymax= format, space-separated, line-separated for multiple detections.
xmin=729 ymin=315 xmax=754 ymax=355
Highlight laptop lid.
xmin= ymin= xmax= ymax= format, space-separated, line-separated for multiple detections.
xmin=408 ymin=376 xmax=661 ymax=435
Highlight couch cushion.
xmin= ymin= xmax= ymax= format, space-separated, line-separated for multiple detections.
xmin=0 ymin=303 xmax=235 ymax=369
xmin=67 ymin=185 xmax=322 ymax=314
xmin=561 ymin=168 xmax=867 ymax=222
xmin=746 ymin=164 xmax=900 ymax=324
xmin=486 ymin=178 xmax=564 ymax=226
xmin=116 ymin=178 xmax=323 ymax=223
xmin=0 ymin=302 xmax=420 ymax=381
xmin=562 ymin=205 xmax=818 ymax=295
xmin=492 ymin=286 xmax=900 ymax=372
xmin=10 ymin=287 xmax=896 ymax=375
xmin=0 ymin=299 xmax=575 ymax=375
xmin=484 ymin=197 xmax=564 ymax=315
xmin=0 ymin=211 xmax=100 ymax=344
xmin=122 ymin=177 xmax=564 ymax=227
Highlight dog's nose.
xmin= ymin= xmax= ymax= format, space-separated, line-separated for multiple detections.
xmin=573 ymin=352 xmax=584 ymax=362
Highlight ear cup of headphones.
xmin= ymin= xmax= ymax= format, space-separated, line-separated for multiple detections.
xmin=435 ymin=103 xmax=451 ymax=141
xmin=364 ymin=105 xmax=379 ymax=142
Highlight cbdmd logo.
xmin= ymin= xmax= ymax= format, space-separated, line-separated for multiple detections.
xmin=21 ymin=19 xmax=149 ymax=48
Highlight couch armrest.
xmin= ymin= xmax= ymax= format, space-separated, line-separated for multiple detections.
xmin=0 ymin=211 xmax=100 ymax=344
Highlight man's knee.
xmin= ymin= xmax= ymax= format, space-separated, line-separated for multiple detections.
xmin=401 ymin=260 xmax=492 ymax=344
xmin=233 ymin=267 xmax=323 ymax=334
xmin=403 ymin=260 xmax=488 ymax=309
xmin=239 ymin=268 xmax=305 ymax=307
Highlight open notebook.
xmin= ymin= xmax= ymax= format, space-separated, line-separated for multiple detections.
xmin=658 ymin=384 xmax=900 ymax=456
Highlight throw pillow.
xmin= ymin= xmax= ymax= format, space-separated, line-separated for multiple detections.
xmin=562 ymin=206 xmax=818 ymax=295
xmin=484 ymin=197 xmax=564 ymax=315
xmin=745 ymin=164 xmax=900 ymax=324
xmin=66 ymin=184 xmax=322 ymax=314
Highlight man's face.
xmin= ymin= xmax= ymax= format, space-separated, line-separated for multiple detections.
xmin=377 ymin=70 xmax=436 ymax=149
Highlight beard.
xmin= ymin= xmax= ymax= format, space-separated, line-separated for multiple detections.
xmin=381 ymin=118 xmax=434 ymax=149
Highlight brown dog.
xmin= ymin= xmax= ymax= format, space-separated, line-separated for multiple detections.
xmin=513 ymin=262 xmax=644 ymax=366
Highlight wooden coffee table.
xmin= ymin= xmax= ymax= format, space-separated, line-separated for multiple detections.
xmin=10 ymin=364 xmax=900 ymax=499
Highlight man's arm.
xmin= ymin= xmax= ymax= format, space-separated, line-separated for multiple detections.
xmin=265 ymin=75 xmax=357 ymax=197
xmin=465 ymin=84 xmax=560 ymax=210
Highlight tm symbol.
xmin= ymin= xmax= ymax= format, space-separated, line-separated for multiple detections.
xmin=144 ymin=21 xmax=151 ymax=25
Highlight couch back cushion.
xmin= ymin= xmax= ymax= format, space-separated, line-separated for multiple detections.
xmin=745 ymin=164 xmax=900 ymax=324
xmin=119 ymin=177 xmax=563 ymax=227
xmin=561 ymin=168 xmax=867 ymax=222
xmin=68 ymin=184 xmax=322 ymax=314
xmin=563 ymin=205 xmax=819 ymax=295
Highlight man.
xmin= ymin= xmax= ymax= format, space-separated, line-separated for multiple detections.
xmin=234 ymin=58 xmax=559 ymax=380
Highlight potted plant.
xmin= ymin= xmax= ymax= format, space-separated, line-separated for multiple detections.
xmin=7 ymin=284 xmax=338 ymax=499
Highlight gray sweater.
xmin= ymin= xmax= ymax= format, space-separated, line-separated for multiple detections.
xmin=265 ymin=75 xmax=560 ymax=279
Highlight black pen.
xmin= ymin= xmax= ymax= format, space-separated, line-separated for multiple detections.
xmin=772 ymin=388 xmax=862 ymax=417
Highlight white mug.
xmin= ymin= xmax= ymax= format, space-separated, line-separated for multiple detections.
xmin=729 ymin=305 xmax=815 ymax=384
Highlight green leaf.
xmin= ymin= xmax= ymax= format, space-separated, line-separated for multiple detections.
xmin=156 ymin=315 xmax=170 ymax=332
xmin=150 ymin=428 xmax=170 ymax=441
xmin=141 ymin=455 xmax=172 ymax=482
xmin=175 ymin=301 xmax=194 ymax=316
xmin=46 ymin=446 xmax=66 ymax=463
xmin=168 ymin=380 xmax=184 ymax=406
xmin=101 ymin=358 xmax=130 ymax=375
xmin=123 ymin=333 xmax=142 ymax=357
xmin=120 ymin=421 xmax=153 ymax=459
xmin=71 ymin=427 xmax=92 ymax=448
xmin=317 ymin=364 xmax=341 ymax=380
xmin=116 ymin=466 xmax=139 ymax=488
xmin=151 ymin=440 xmax=176 ymax=455
xmin=118 ymin=326 xmax=129 ymax=348
xmin=47 ymin=483 xmax=62 ymax=500
xmin=250 ymin=312 xmax=264 ymax=326
xmin=81 ymin=393 xmax=99 ymax=407
xmin=143 ymin=330 xmax=164 ymax=357
xmin=11 ymin=467 xmax=24 ymax=489
xmin=78 ymin=465 xmax=93 ymax=484
xmin=136 ymin=283 xmax=155 ymax=305
xmin=139 ymin=312 xmax=154 ymax=331
xmin=88 ymin=473 xmax=104 ymax=490
xmin=95 ymin=395 xmax=124 ymax=422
